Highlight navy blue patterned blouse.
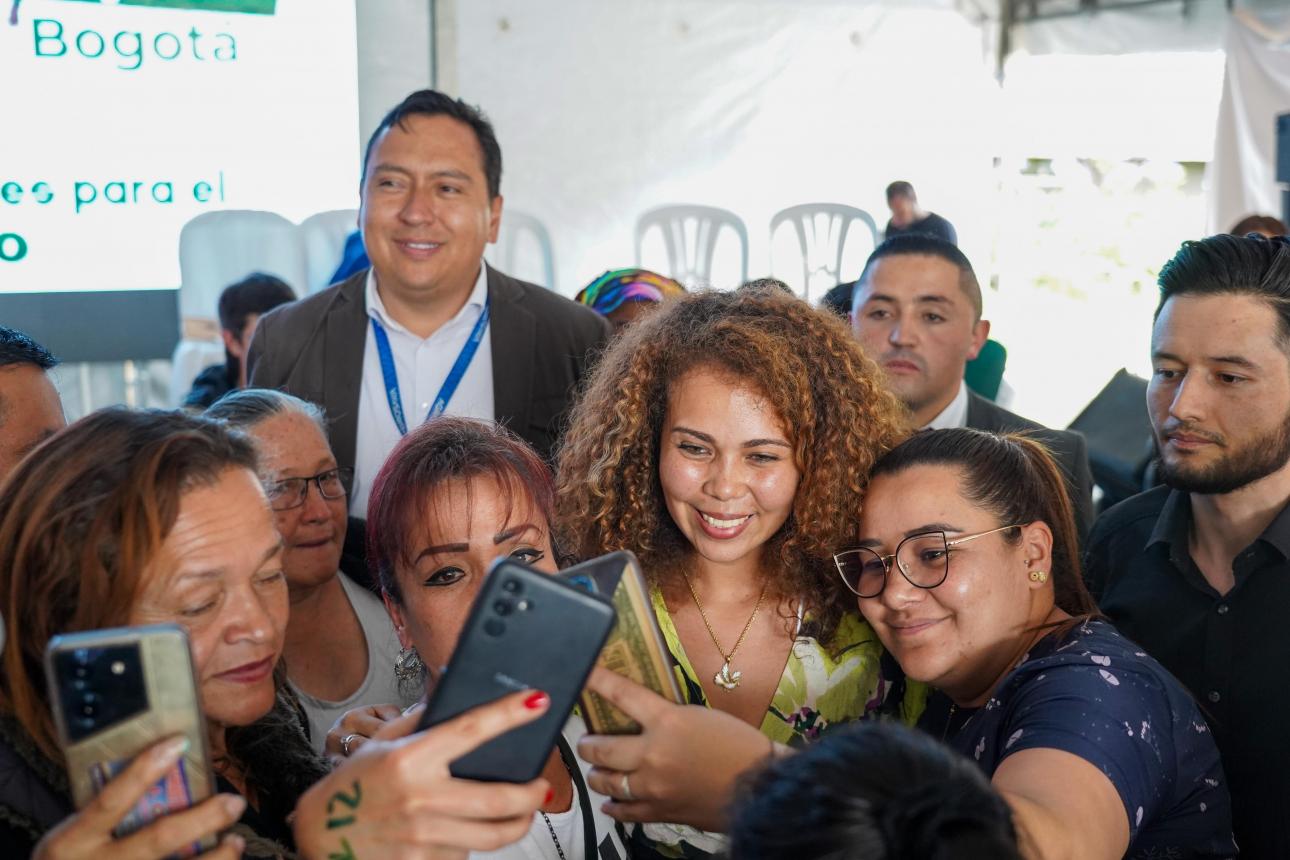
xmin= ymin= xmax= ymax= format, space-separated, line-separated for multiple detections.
xmin=949 ymin=619 xmax=1238 ymax=859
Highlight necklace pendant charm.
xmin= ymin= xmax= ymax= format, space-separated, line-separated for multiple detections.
xmin=714 ymin=660 xmax=742 ymax=691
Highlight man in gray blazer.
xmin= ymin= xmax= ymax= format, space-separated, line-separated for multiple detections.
xmin=247 ymin=90 xmax=609 ymax=519
xmin=850 ymin=235 xmax=1096 ymax=538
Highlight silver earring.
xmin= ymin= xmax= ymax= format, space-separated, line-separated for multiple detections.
xmin=394 ymin=646 xmax=423 ymax=683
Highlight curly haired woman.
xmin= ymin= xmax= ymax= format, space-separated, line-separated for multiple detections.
xmin=555 ymin=286 xmax=924 ymax=858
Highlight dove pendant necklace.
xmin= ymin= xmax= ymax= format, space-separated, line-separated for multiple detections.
xmin=681 ymin=570 xmax=770 ymax=692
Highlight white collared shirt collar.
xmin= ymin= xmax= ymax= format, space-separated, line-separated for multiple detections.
xmin=364 ymin=260 xmax=489 ymax=336
xmin=923 ymin=380 xmax=970 ymax=431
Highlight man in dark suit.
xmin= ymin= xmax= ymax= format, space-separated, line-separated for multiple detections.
xmin=850 ymin=235 xmax=1095 ymax=537
xmin=248 ymin=90 xmax=609 ymax=521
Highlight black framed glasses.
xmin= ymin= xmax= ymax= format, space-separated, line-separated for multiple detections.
xmin=265 ymin=467 xmax=353 ymax=511
xmin=833 ymin=524 xmax=1024 ymax=598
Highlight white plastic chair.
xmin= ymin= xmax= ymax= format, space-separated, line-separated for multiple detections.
xmin=635 ymin=205 xmax=749 ymax=288
xmin=769 ymin=204 xmax=880 ymax=302
xmin=300 ymin=209 xmax=360 ymax=294
xmin=488 ymin=209 xmax=556 ymax=289
xmin=177 ymin=210 xmax=307 ymax=320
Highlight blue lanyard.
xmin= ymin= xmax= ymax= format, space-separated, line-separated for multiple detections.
xmin=370 ymin=295 xmax=491 ymax=436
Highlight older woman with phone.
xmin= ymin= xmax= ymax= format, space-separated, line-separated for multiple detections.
xmin=842 ymin=429 xmax=1236 ymax=859
xmin=329 ymin=415 xmax=628 ymax=860
xmin=555 ymin=286 xmax=922 ymax=857
xmin=0 ymin=408 xmax=554 ymax=859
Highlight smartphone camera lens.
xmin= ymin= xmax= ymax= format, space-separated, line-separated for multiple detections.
xmin=80 ymin=693 xmax=99 ymax=717
xmin=502 ymin=579 xmax=522 ymax=595
xmin=493 ymin=599 xmax=513 ymax=616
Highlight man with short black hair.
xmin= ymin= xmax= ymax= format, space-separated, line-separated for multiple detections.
xmin=248 ymin=90 xmax=609 ymax=516
xmin=184 ymin=272 xmax=296 ymax=409
xmin=1085 ymin=233 xmax=1290 ymax=858
xmin=883 ymin=181 xmax=957 ymax=245
xmin=0 ymin=326 xmax=64 ymax=481
xmin=851 ymin=235 xmax=1094 ymax=535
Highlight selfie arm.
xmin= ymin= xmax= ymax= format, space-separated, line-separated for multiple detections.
xmin=294 ymin=690 xmax=553 ymax=859
xmin=577 ymin=666 xmax=774 ymax=831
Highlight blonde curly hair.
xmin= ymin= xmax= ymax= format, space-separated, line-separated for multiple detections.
xmin=555 ymin=287 xmax=910 ymax=642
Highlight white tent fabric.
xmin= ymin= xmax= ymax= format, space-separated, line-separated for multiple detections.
xmin=1209 ymin=10 xmax=1290 ymax=234
xmin=449 ymin=0 xmax=999 ymax=296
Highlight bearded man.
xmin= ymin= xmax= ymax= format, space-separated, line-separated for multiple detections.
xmin=1085 ymin=233 xmax=1290 ymax=859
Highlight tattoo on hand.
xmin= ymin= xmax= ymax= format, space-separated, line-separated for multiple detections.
xmin=327 ymin=836 xmax=357 ymax=860
xmin=326 ymin=780 xmax=362 ymax=830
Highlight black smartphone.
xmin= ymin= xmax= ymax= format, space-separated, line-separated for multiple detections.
xmin=45 ymin=624 xmax=216 ymax=857
xmin=416 ymin=557 xmax=617 ymax=782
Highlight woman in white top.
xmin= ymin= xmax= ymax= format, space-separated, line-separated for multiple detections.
xmin=205 ymin=389 xmax=413 ymax=749
xmin=329 ymin=416 xmax=627 ymax=860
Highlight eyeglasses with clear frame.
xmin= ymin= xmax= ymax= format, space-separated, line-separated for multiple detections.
xmin=832 ymin=524 xmax=1025 ymax=598
xmin=264 ymin=467 xmax=353 ymax=512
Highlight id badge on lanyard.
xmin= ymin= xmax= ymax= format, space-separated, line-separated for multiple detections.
xmin=370 ymin=296 xmax=490 ymax=436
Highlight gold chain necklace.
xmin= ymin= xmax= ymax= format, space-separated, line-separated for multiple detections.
xmin=681 ymin=571 xmax=769 ymax=692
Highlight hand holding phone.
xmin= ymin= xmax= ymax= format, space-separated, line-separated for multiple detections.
xmin=295 ymin=691 xmax=552 ymax=859
xmin=44 ymin=624 xmax=223 ymax=859
xmin=416 ymin=557 xmax=617 ymax=782
xmin=561 ymin=551 xmax=683 ymax=734
xmin=578 ymin=666 xmax=774 ymax=833
xmin=32 ymin=737 xmax=246 ymax=860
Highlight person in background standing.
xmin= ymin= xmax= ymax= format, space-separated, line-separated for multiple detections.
xmin=184 ymin=273 xmax=296 ymax=409
xmin=247 ymin=89 xmax=609 ymax=519
xmin=882 ymin=181 xmax=957 ymax=245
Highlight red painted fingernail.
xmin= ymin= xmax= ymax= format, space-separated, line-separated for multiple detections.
xmin=524 ymin=691 xmax=550 ymax=710
xmin=545 ymin=788 xmax=554 ymax=805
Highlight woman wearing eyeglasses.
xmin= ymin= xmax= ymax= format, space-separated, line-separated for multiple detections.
xmin=206 ymin=390 xmax=413 ymax=750
xmin=837 ymin=428 xmax=1236 ymax=859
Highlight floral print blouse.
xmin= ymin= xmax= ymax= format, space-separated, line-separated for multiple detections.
xmin=630 ymin=588 xmax=926 ymax=859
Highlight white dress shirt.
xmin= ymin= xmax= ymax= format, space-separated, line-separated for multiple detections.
xmin=351 ymin=264 xmax=494 ymax=516
xmin=923 ymin=380 xmax=970 ymax=431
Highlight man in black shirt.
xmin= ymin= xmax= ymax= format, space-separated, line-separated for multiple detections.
xmin=883 ymin=181 xmax=957 ymax=245
xmin=1085 ymin=233 xmax=1290 ymax=859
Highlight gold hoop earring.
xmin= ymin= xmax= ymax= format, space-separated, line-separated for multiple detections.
xmin=1028 ymin=569 xmax=1048 ymax=583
